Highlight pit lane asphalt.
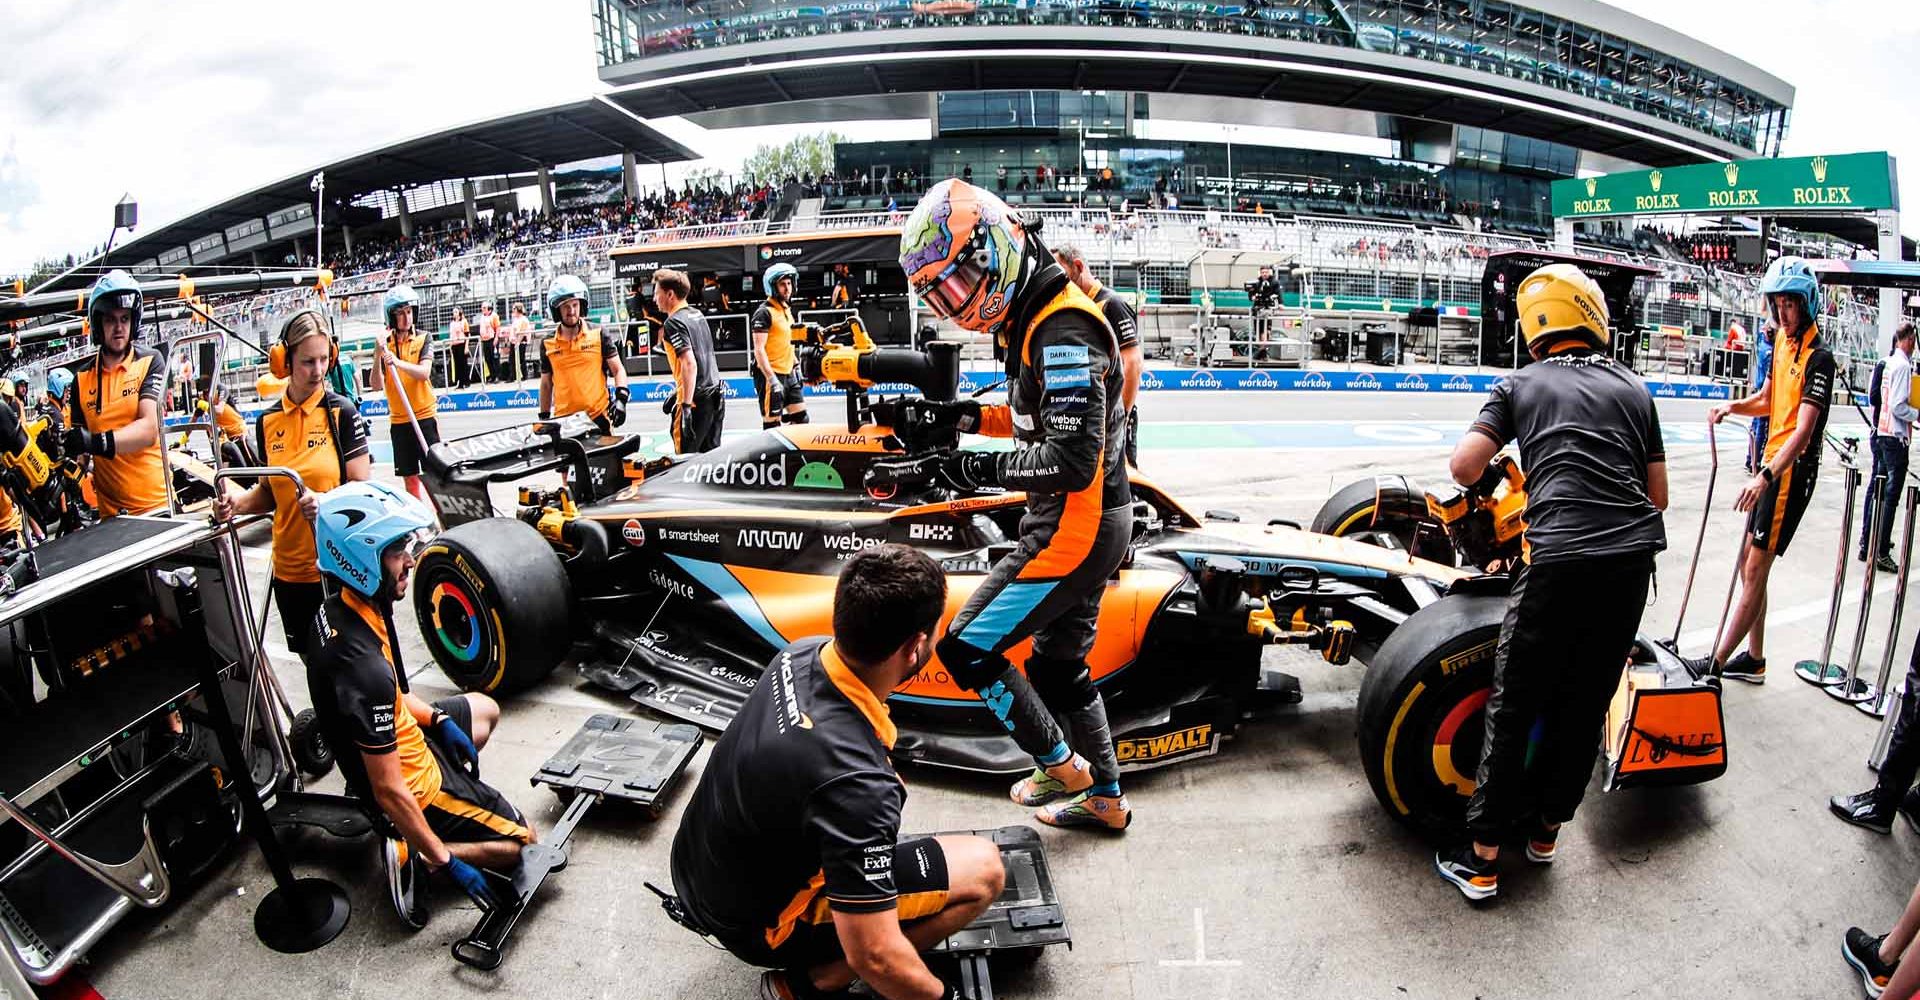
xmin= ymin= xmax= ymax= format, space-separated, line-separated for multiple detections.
xmin=83 ymin=388 xmax=1915 ymax=999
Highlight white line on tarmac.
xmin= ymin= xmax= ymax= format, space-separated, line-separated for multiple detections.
xmin=1159 ymin=908 xmax=1242 ymax=968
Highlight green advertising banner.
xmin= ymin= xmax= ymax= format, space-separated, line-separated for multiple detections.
xmin=1551 ymin=152 xmax=1897 ymax=218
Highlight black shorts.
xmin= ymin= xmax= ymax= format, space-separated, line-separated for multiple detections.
xmin=752 ymin=368 xmax=805 ymax=423
xmin=420 ymin=695 xmax=532 ymax=845
xmin=731 ymin=838 xmax=951 ymax=970
xmin=1748 ymin=461 xmax=1818 ymax=556
xmin=390 ymin=417 xmax=441 ymax=478
xmin=271 ymin=577 xmax=325 ymax=658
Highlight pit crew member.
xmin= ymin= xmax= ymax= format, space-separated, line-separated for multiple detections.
xmin=653 ymin=268 xmax=725 ymax=453
xmin=537 ymin=274 xmax=628 ymax=434
xmin=1433 ymin=264 xmax=1667 ymax=902
xmin=69 ymin=270 xmax=168 ymax=516
xmin=671 ymin=544 xmax=1003 ymax=1000
xmin=367 ymin=284 xmax=440 ymax=505
xmin=751 ymin=262 xmax=810 ymax=429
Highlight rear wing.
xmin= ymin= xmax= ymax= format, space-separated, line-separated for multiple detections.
xmin=422 ymin=414 xmax=640 ymax=527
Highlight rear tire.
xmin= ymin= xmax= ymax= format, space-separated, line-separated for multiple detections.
xmin=1355 ymin=594 xmax=1506 ymax=843
xmin=1311 ymin=476 xmax=1456 ymax=565
xmin=412 ymin=519 xmax=571 ymax=696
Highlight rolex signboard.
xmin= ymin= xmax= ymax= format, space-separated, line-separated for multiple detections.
xmin=1551 ymin=152 xmax=1897 ymax=218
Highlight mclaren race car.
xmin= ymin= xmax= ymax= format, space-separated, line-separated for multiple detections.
xmin=407 ymin=329 xmax=1724 ymax=840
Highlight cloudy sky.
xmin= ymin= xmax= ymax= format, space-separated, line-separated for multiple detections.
xmin=1 ymin=0 xmax=1915 ymax=273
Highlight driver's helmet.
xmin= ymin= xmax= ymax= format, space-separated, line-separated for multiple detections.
xmin=899 ymin=179 xmax=1027 ymax=342
xmin=546 ymin=274 xmax=589 ymax=323
xmin=1759 ymin=256 xmax=1822 ymax=322
xmin=762 ymin=262 xmax=798 ymax=299
xmin=1516 ymin=264 xmax=1610 ymax=353
xmin=315 ymin=481 xmax=437 ymax=598
xmin=382 ymin=284 xmax=420 ymax=331
xmin=45 ymin=368 xmax=72 ymax=403
xmin=87 ymin=269 xmax=143 ymax=342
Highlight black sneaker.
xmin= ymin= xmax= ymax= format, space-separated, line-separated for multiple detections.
xmin=1434 ymin=845 xmax=1498 ymax=902
xmin=1843 ymin=927 xmax=1898 ymax=998
xmin=1901 ymin=788 xmax=1920 ymax=837
xmin=1879 ymin=555 xmax=1901 ymax=574
xmin=1831 ymin=790 xmax=1896 ymax=835
xmin=1679 ymin=654 xmax=1718 ymax=679
xmin=1721 ymin=652 xmax=1766 ymax=685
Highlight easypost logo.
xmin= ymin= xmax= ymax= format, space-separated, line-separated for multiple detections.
xmin=1396 ymin=373 xmax=1429 ymax=391
xmin=1443 ymin=374 xmax=1476 ymax=392
xmin=1241 ymin=369 xmax=1278 ymax=389
xmin=1137 ymin=370 xmax=1165 ymax=390
xmin=1349 ymin=372 xmax=1382 ymax=391
xmin=1178 ymin=370 xmax=1221 ymax=389
xmin=466 ymin=392 xmax=496 ymax=410
xmin=1296 ymin=371 xmax=1333 ymax=390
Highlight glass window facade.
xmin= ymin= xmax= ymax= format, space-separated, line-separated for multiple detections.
xmin=594 ymin=0 xmax=1789 ymax=155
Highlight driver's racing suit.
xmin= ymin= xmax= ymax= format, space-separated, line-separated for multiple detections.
xmin=940 ymin=265 xmax=1134 ymax=804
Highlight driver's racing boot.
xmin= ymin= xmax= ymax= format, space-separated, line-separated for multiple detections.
xmin=1036 ymin=791 xmax=1131 ymax=831
xmin=1009 ymin=753 xmax=1093 ymax=807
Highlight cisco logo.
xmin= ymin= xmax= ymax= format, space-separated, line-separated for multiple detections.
xmin=1297 ymin=371 xmax=1332 ymax=390
xmin=1396 ymin=374 xmax=1429 ymax=391
xmin=1179 ymin=370 xmax=1221 ymax=389
xmin=1349 ymin=372 xmax=1382 ymax=390
xmin=759 ymin=246 xmax=802 ymax=260
xmin=1242 ymin=370 xmax=1278 ymax=389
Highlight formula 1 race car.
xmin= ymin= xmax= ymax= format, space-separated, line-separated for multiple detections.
xmin=406 ymin=327 xmax=1725 ymax=840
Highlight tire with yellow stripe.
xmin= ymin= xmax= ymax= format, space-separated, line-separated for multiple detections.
xmin=1356 ymin=593 xmax=1506 ymax=842
xmin=412 ymin=519 xmax=572 ymax=695
xmin=1311 ymin=476 xmax=1456 ymax=566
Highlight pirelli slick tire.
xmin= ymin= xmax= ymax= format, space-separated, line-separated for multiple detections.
xmin=1311 ymin=476 xmax=1456 ymax=566
xmin=1356 ymin=593 xmax=1506 ymax=843
xmin=412 ymin=519 xmax=571 ymax=696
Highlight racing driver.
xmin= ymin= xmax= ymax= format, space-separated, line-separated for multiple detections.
xmin=1434 ymin=264 xmax=1667 ymax=902
xmin=869 ymin=178 xmax=1133 ymax=831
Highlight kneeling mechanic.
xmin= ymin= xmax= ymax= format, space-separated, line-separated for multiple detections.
xmin=306 ymin=482 xmax=538 ymax=916
xmin=1433 ymin=264 xmax=1668 ymax=902
xmin=670 ymin=545 xmax=1005 ymax=1000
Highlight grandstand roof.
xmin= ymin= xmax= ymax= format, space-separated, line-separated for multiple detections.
xmin=72 ymin=97 xmax=696 ymax=285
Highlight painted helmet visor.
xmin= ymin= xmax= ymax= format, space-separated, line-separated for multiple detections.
xmin=914 ymin=249 xmax=991 ymax=321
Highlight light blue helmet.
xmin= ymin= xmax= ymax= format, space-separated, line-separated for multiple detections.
xmin=762 ymin=262 xmax=798 ymax=298
xmin=45 ymin=368 xmax=72 ymax=403
xmin=1760 ymin=256 xmax=1822 ymax=320
xmin=546 ymin=274 xmax=589 ymax=322
xmin=382 ymin=284 xmax=420 ymax=330
xmin=315 ymin=481 xmax=437 ymax=598
xmin=87 ymin=269 xmax=143 ymax=343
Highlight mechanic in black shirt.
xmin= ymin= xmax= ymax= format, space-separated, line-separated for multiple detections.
xmin=306 ymin=482 xmax=536 ymax=919
xmin=1054 ymin=242 xmax=1144 ymax=466
xmin=873 ymin=179 xmax=1134 ymax=831
xmin=1433 ymin=264 xmax=1668 ymax=903
xmin=653 ymin=268 xmax=726 ymax=453
xmin=670 ymin=545 xmax=1005 ymax=1000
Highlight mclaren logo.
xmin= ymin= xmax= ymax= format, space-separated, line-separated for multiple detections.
xmin=775 ymin=648 xmax=813 ymax=732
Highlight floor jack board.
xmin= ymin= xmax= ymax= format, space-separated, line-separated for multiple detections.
xmin=453 ymin=715 xmax=704 ymax=969
xmin=919 ymin=825 xmax=1072 ymax=1000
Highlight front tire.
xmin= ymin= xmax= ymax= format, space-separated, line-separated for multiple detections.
xmin=1355 ymin=594 xmax=1506 ymax=843
xmin=1312 ymin=476 xmax=1455 ymax=565
xmin=413 ymin=519 xmax=571 ymax=696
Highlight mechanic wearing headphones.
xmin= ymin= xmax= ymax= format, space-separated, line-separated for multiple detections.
xmin=751 ymin=262 xmax=810 ymax=429
xmin=367 ymin=284 xmax=440 ymax=505
xmin=215 ymin=310 xmax=370 ymax=658
xmin=69 ymin=270 xmax=169 ymax=516
xmin=537 ymin=274 xmax=629 ymax=434
xmin=307 ymin=482 xmax=536 ymax=919
xmin=653 ymin=268 xmax=725 ymax=453
xmin=1686 ymin=256 xmax=1837 ymax=684
xmin=1434 ymin=264 xmax=1667 ymax=903
xmin=1053 ymin=243 xmax=1143 ymax=466
xmin=671 ymin=544 xmax=1004 ymax=1000
xmin=871 ymin=179 xmax=1133 ymax=831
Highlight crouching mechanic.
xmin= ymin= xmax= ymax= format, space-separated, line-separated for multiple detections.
xmin=670 ymin=545 xmax=1004 ymax=1000
xmin=752 ymin=262 xmax=810 ymax=429
xmin=306 ymin=482 xmax=536 ymax=917
xmin=1433 ymin=264 xmax=1667 ymax=902
xmin=71 ymin=270 xmax=169 ymax=516
xmin=537 ymin=274 xmax=629 ymax=434
xmin=870 ymin=178 xmax=1133 ymax=831
xmin=1687 ymin=256 xmax=1836 ymax=684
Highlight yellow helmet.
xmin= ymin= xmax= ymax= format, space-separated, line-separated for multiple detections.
xmin=1516 ymin=263 xmax=1609 ymax=354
